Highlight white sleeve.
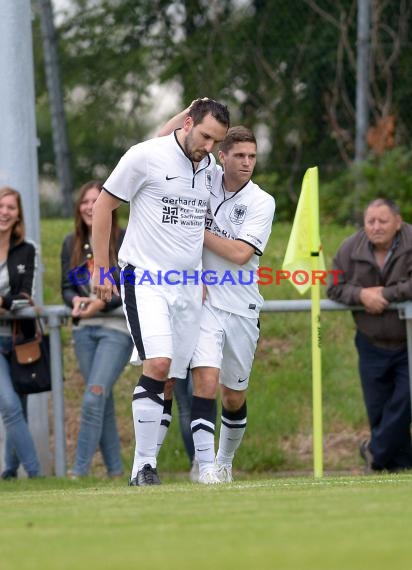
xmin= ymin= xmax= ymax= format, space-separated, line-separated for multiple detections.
xmin=237 ymin=192 xmax=275 ymax=256
xmin=103 ymin=143 xmax=149 ymax=202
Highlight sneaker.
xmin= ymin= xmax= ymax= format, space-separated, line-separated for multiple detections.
xmin=67 ymin=470 xmax=81 ymax=480
xmin=215 ymin=463 xmax=233 ymax=483
xmin=189 ymin=459 xmax=200 ymax=483
xmin=129 ymin=464 xmax=161 ymax=486
xmin=359 ymin=439 xmax=374 ymax=473
xmin=198 ymin=468 xmax=221 ymax=485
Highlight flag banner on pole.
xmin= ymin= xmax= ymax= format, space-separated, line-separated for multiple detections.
xmin=282 ymin=167 xmax=325 ymax=295
xmin=282 ymin=166 xmax=324 ymax=478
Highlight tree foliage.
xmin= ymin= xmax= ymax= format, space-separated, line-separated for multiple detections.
xmin=34 ymin=0 xmax=412 ymax=218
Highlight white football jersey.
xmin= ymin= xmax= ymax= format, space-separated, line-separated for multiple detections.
xmin=104 ymin=132 xmax=216 ymax=274
xmin=203 ymin=170 xmax=275 ymax=317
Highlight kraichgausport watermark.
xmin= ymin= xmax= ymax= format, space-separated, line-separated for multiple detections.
xmin=69 ymin=266 xmax=343 ymax=287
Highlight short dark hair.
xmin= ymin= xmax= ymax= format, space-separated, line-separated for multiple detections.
xmin=188 ymin=98 xmax=230 ymax=128
xmin=364 ymin=198 xmax=400 ymax=217
xmin=219 ymin=126 xmax=257 ymax=153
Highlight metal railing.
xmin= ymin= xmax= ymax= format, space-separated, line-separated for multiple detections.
xmin=2 ymin=300 xmax=412 ymax=477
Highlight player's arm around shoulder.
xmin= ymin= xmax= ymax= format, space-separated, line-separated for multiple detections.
xmin=204 ymin=230 xmax=255 ymax=265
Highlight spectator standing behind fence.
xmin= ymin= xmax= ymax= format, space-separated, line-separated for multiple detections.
xmin=61 ymin=181 xmax=133 ymax=478
xmin=327 ymin=198 xmax=412 ymax=473
xmin=0 ymin=186 xmax=40 ymax=479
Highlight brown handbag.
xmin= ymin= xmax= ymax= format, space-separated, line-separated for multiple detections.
xmin=10 ymin=317 xmax=52 ymax=395
xmin=13 ymin=337 xmax=42 ymax=364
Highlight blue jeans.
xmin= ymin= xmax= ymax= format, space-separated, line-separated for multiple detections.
xmin=4 ymin=394 xmax=27 ymax=474
xmin=0 ymin=336 xmax=40 ymax=476
xmin=72 ymin=326 xmax=133 ymax=476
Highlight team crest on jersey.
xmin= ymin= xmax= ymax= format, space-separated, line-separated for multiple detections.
xmin=205 ymin=170 xmax=212 ymax=190
xmin=229 ymin=204 xmax=247 ymax=225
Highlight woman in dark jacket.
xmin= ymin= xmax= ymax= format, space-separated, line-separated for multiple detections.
xmin=0 ymin=186 xmax=40 ymax=479
xmin=61 ymin=181 xmax=132 ymax=478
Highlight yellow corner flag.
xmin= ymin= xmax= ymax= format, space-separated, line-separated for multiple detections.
xmin=282 ymin=166 xmax=325 ymax=294
xmin=282 ymin=166 xmax=324 ymax=478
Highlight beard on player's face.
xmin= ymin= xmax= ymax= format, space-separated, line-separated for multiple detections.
xmin=184 ymin=131 xmax=208 ymax=163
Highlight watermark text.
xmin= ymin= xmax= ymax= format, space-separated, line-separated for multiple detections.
xmin=69 ymin=266 xmax=343 ymax=287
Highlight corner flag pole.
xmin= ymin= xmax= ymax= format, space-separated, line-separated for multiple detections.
xmin=282 ymin=166 xmax=324 ymax=478
xmin=309 ymin=168 xmax=323 ymax=478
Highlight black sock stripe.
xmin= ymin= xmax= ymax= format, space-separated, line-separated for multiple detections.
xmin=221 ymin=419 xmax=247 ymax=429
xmin=191 ymin=423 xmax=215 ymax=435
xmin=191 ymin=396 xmax=217 ymax=424
xmin=123 ymin=264 xmax=146 ymax=360
xmin=222 ymin=401 xmax=247 ymax=421
xmin=139 ymin=375 xmax=164 ymax=394
xmin=133 ymin=392 xmax=164 ymax=406
xmin=161 ymin=419 xmax=171 ymax=427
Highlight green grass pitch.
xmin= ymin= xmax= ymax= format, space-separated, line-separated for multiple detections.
xmin=1 ymin=474 xmax=412 ymax=569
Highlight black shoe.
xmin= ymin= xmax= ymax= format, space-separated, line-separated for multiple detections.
xmin=1 ymin=469 xmax=17 ymax=480
xmin=359 ymin=440 xmax=374 ymax=473
xmin=387 ymin=466 xmax=410 ymax=474
xmin=130 ymin=464 xmax=161 ymax=486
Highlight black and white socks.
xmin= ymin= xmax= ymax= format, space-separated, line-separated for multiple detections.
xmin=131 ymin=375 xmax=164 ymax=477
xmin=156 ymin=398 xmax=172 ymax=457
xmin=216 ymin=401 xmax=247 ymax=466
xmin=191 ymin=395 xmax=217 ymax=475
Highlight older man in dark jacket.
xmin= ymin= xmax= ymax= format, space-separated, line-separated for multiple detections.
xmin=328 ymin=198 xmax=412 ymax=473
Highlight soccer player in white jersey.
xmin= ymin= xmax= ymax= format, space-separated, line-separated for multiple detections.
xmin=190 ymin=126 xmax=276 ymax=484
xmin=91 ymin=99 xmax=230 ymax=486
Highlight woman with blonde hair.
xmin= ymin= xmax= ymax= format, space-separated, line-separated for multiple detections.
xmin=0 ymin=186 xmax=40 ymax=479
